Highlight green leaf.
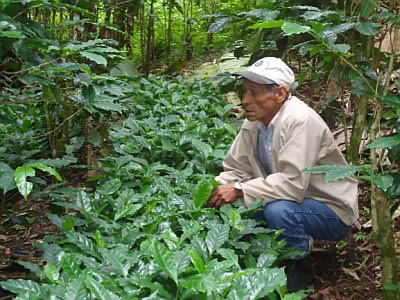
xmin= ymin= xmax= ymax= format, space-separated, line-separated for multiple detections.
xmin=224 ymin=123 xmax=237 ymax=136
xmin=85 ymin=276 xmax=121 ymax=300
xmin=66 ymin=232 xmax=98 ymax=257
xmin=230 ymin=210 xmax=243 ymax=230
xmin=76 ymin=191 xmax=92 ymax=214
xmin=382 ymin=94 xmax=400 ymax=108
xmin=227 ymin=268 xmax=286 ymax=300
xmin=193 ymin=179 xmax=214 ymax=208
xmin=217 ymin=248 xmax=239 ymax=267
xmin=329 ymin=43 xmax=351 ymax=54
xmin=192 ymin=139 xmax=213 ymax=158
xmin=151 ymin=240 xmax=178 ymax=284
xmin=205 ymin=224 xmax=230 ymax=255
xmin=131 ymin=277 xmax=172 ymax=298
xmin=208 ymin=17 xmax=233 ymax=33
xmin=95 ymin=230 xmax=105 ymax=248
xmin=27 ymin=163 xmax=63 ymax=181
xmin=44 ymin=264 xmax=59 ymax=283
xmin=243 ymin=9 xmax=279 ymax=21
xmin=0 ymin=279 xmax=45 ymax=296
xmin=65 ymin=278 xmax=88 ymax=300
xmin=0 ymin=170 xmax=16 ymax=193
xmin=16 ymin=261 xmax=42 ymax=277
xmin=248 ymin=20 xmax=284 ymax=30
xmin=180 ymin=274 xmax=219 ymax=293
xmin=303 ymin=165 xmax=361 ymax=182
xmin=97 ymin=178 xmax=121 ymax=195
xmin=0 ymin=31 xmax=25 ymax=38
xmin=189 ymin=251 xmax=207 ymax=274
xmin=110 ymin=59 xmax=136 ymax=77
xmin=80 ymin=51 xmax=107 ymax=66
xmin=88 ymin=129 xmax=103 ymax=146
xmin=372 ymin=174 xmax=393 ymax=192
xmin=367 ymin=135 xmax=400 ymax=149
xmin=61 ymin=253 xmax=81 ymax=278
xmin=359 ymin=0 xmax=378 ymax=17
xmin=93 ymin=100 xmax=124 ymax=112
xmin=100 ymin=248 xmax=134 ymax=277
xmin=114 ymin=203 xmax=142 ymax=221
xmin=281 ymin=22 xmax=311 ymax=35
xmin=15 ymin=165 xmax=35 ymax=200
xmin=387 ymin=174 xmax=400 ymax=198
xmin=355 ymin=23 xmax=381 ymax=36
xmin=257 ymin=251 xmax=277 ymax=268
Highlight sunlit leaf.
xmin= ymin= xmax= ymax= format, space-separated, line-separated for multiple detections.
xmin=206 ymin=224 xmax=230 ymax=255
xmin=193 ymin=179 xmax=214 ymax=208
xmin=355 ymin=23 xmax=381 ymax=36
xmin=372 ymin=174 xmax=393 ymax=192
xmin=0 ymin=280 xmax=45 ymax=297
xmin=15 ymin=166 xmax=35 ymax=200
xmin=208 ymin=17 xmax=233 ymax=33
xmin=189 ymin=250 xmax=207 ymax=274
xmin=93 ymin=100 xmax=124 ymax=112
xmin=248 ymin=20 xmax=284 ymax=30
xmin=44 ymin=264 xmax=59 ymax=283
xmin=151 ymin=240 xmax=178 ymax=284
xmin=0 ymin=31 xmax=25 ymax=38
xmin=281 ymin=22 xmax=311 ymax=35
xmin=114 ymin=204 xmax=142 ymax=221
xmin=367 ymin=135 xmax=400 ymax=149
xmin=65 ymin=278 xmax=88 ymax=300
xmin=80 ymin=51 xmax=107 ymax=66
xmin=61 ymin=253 xmax=81 ymax=278
xmin=97 ymin=178 xmax=121 ymax=195
xmin=303 ymin=165 xmax=361 ymax=182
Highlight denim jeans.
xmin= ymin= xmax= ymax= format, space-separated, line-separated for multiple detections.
xmin=255 ymin=198 xmax=351 ymax=253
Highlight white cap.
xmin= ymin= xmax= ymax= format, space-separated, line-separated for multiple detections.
xmin=234 ymin=57 xmax=295 ymax=88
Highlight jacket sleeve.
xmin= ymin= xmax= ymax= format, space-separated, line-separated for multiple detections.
xmin=240 ymin=115 xmax=324 ymax=205
xmin=215 ymin=130 xmax=255 ymax=184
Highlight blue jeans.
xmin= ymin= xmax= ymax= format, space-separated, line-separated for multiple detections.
xmin=255 ymin=198 xmax=351 ymax=253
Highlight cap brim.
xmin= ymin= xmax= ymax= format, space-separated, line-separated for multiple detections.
xmin=233 ymin=71 xmax=276 ymax=85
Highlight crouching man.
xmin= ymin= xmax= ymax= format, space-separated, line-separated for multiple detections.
xmin=207 ymin=57 xmax=359 ymax=292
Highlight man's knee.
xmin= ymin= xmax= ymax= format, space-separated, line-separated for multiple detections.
xmin=263 ymin=200 xmax=293 ymax=228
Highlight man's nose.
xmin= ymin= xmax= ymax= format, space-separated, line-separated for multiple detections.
xmin=241 ymin=93 xmax=250 ymax=108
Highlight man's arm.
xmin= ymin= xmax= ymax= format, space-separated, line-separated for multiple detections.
xmin=215 ymin=129 xmax=255 ymax=184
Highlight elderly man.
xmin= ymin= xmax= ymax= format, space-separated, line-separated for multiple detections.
xmin=207 ymin=57 xmax=359 ymax=292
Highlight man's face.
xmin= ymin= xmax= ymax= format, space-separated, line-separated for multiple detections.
xmin=241 ymin=79 xmax=286 ymax=124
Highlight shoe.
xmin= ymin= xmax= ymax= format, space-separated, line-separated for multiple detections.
xmin=282 ymin=258 xmax=313 ymax=293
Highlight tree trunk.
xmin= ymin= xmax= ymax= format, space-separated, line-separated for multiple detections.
xmin=370 ymin=102 xmax=400 ymax=300
xmin=370 ymin=11 xmax=400 ymax=298
xmin=167 ymin=0 xmax=172 ymax=60
xmin=143 ymin=0 xmax=154 ymax=77
xmin=346 ymin=95 xmax=367 ymax=164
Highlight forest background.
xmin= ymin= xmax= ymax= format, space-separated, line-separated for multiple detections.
xmin=0 ymin=0 xmax=400 ymax=299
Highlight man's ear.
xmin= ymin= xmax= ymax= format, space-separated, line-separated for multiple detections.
xmin=276 ymin=86 xmax=289 ymax=103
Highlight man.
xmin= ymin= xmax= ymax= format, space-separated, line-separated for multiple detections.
xmin=207 ymin=57 xmax=359 ymax=292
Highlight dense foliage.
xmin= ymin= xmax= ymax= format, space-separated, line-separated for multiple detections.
xmin=1 ymin=0 xmax=400 ymax=298
xmin=1 ymin=77 xmax=302 ymax=299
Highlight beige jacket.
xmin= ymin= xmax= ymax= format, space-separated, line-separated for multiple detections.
xmin=216 ymin=95 xmax=359 ymax=226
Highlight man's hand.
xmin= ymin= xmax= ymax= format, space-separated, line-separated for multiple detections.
xmin=207 ymin=184 xmax=244 ymax=208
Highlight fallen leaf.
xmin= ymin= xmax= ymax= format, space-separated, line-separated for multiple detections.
xmin=0 ymin=234 xmax=9 ymax=241
xmin=342 ymin=267 xmax=360 ymax=281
